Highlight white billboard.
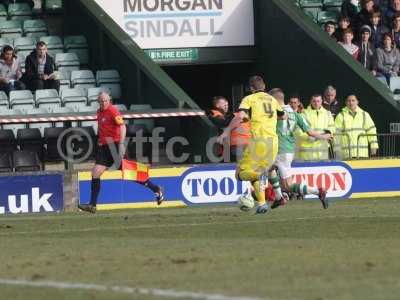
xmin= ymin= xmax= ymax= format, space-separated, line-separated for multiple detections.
xmin=94 ymin=0 xmax=255 ymax=49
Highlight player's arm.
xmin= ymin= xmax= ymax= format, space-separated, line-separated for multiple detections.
xmin=217 ymin=112 xmax=245 ymax=143
xmin=113 ymin=109 xmax=127 ymax=157
xmin=275 ymin=100 xmax=287 ymax=120
xmin=296 ymin=112 xmax=331 ymax=140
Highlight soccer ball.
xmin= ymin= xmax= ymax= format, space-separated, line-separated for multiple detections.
xmin=238 ymin=193 xmax=255 ymax=211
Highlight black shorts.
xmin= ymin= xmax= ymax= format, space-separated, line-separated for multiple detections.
xmin=95 ymin=143 xmax=120 ymax=168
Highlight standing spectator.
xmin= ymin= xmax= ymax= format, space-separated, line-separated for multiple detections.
xmin=384 ymin=0 xmax=400 ymax=27
xmin=324 ymin=21 xmax=337 ymax=40
xmin=288 ymin=94 xmax=305 ymax=114
xmin=207 ymin=96 xmax=234 ymax=134
xmin=375 ymin=33 xmax=400 ymax=84
xmin=357 ymin=25 xmax=377 ymax=73
xmin=391 ymin=12 xmax=400 ymax=48
xmin=339 ymin=28 xmax=360 ymax=59
xmin=78 ymin=92 xmax=164 ymax=213
xmin=297 ymin=94 xmax=335 ymax=161
xmin=23 ymin=41 xmax=60 ymax=92
xmin=322 ymin=86 xmax=341 ymax=118
xmin=335 ymin=95 xmax=378 ymax=158
xmin=357 ymin=0 xmax=378 ymax=30
xmin=0 ymin=45 xmax=25 ymax=95
xmin=334 ymin=16 xmax=352 ymax=42
xmin=342 ymin=0 xmax=361 ymax=27
xmin=369 ymin=9 xmax=389 ymax=48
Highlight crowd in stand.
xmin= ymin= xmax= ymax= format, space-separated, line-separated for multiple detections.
xmin=323 ymin=0 xmax=400 ymax=85
xmin=208 ymin=85 xmax=378 ymax=161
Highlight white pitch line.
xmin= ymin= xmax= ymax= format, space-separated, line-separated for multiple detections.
xmin=0 ymin=214 xmax=398 ymax=237
xmin=0 ymin=278 xmax=263 ymax=300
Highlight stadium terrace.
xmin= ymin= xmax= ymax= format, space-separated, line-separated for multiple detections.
xmin=124 ymin=0 xmax=223 ymax=12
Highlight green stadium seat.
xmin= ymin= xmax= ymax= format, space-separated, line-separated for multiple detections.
xmin=323 ymin=0 xmax=343 ymax=13
xmin=0 ymin=37 xmax=12 ymax=49
xmin=44 ymin=0 xmax=63 ymax=14
xmin=115 ymin=104 xmax=128 ymax=111
xmin=96 ymin=70 xmax=122 ymax=100
xmin=23 ymin=19 xmax=48 ymax=38
xmin=39 ymin=35 xmax=64 ymax=57
xmin=129 ymin=104 xmax=155 ymax=131
xmin=35 ymin=89 xmax=61 ymax=111
xmin=0 ymin=91 xmax=9 ymax=109
xmin=60 ymin=87 xmax=88 ymax=110
xmin=64 ymin=35 xmax=89 ymax=65
xmin=9 ymin=90 xmax=34 ymax=112
xmin=27 ymin=108 xmax=52 ymax=135
xmin=0 ymin=4 xmax=7 ymax=22
xmin=13 ymin=36 xmax=36 ymax=52
xmin=71 ymin=70 xmax=96 ymax=90
xmin=55 ymin=52 xmax=80 ymax=72
xmin=8 ymin=3 xmax=32 ymax=21
xmin=87 ymin=87 xmax=110 ymax=104
xmin=78 ymin=106 xmax=98 ymax=133
xmin=300 ymin=0 xmax=323 ymax=19
xmin=0 ymin=20 xmax=23 ymax=39
xmin=58 ymin=70 xmax=71 ymax=92
xmin=317 ymin=11 xmax=339 ymax=25
xmin=51 ymin=106 xmax=77 ymax=127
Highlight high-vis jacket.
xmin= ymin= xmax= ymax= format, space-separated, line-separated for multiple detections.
xmin=334 ymin=106 xmax=378 ymax=158
xmin=297 ymin=106 xmax=335 ymax=161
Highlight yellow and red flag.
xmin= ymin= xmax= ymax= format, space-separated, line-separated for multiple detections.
xmin=121 ymin=159 xmax=149 ymax=183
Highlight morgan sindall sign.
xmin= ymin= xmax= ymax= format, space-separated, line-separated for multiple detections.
xmin=94 ymin=0 xmax=255 ymax=49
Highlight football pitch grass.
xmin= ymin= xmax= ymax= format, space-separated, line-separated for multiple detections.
xmin=1 ymin=198 xmax=400 ymax=300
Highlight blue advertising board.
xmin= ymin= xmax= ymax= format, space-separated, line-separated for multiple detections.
xmin=0 ymin=174 xmax=64 ymax=215
xmin=78 ymin=160 xmax=400 ymax=210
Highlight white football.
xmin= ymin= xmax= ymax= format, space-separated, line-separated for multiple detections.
xmin=238 ymin=194 xmax=255 ymax=211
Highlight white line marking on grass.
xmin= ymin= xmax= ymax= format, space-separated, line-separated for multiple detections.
xmin=0 ymin=278 xmax=263 ymax=300
xmin=0 ymin=215 xmax=398 ymax=236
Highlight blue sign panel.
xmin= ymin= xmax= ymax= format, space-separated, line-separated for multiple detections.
xmin=0 ymin=174 xmax=64 ymax=215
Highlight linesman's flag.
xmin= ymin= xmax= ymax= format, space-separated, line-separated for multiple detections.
xmin=121 ymin=159 xmax=149 ymax=183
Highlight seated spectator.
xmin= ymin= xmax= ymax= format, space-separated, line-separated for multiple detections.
xmin=22 ymin=41 xmax=59 ymax=92
xmin=334 ymin=16 xmax=352 ymax=42
xmin=342 ymin=0 xmax=361 ymax=27
xmin=324 ymin=21 xmax=337 ymax=40
xmin=369 ymin=9 xmax=389 ymax=48
xmin=375 ymin=33 xmax=400 ymax=84
xmin=384 ymin=0 xmax=400 ymax=27
xmin=357 ymin=0 xmax=378 ymax=31
xmin=0 ymin=45 xmax=25 ymax=95
xmin=357 ymin=25 xmax=377 ymax=73
xmin=335 ymin=95 xmax=378 ymax=159
xmin=322 ymin=85 xmax=341 ymax=118
xmin=392 ymin=12 xmax=400 ymax=48
xmin=338 ymin=28 xmax=360 ymax=59
xmin=288 ymin=94 xmax=305 ymax=114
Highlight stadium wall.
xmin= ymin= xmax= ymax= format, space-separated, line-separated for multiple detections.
xmin=254 ymin=0 xmax=399 ymax=133
xmin=78 ymin=160 xmax=400 ymax=210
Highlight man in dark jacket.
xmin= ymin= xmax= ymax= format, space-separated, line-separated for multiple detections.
xmin=322 ymin=86 xmax=341 ymax=118
xmin=357 ymin=25 xmax=377 ymax=72
xmin=23 ymin=41 xmax=59 ymax=91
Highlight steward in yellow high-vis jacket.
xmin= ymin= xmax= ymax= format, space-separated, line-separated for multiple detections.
xmin=297 ymin=94 xmax=335 ymax=161
xmin=335 ymin=95 xmax=378 ymax=159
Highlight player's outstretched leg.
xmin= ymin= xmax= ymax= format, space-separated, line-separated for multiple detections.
xmin=268 ymin=168 xmax=288 ymax=209
xmin=290 ymin=183 xmax=328 ymax=209
xmin=318 ymin=188 xmax=328 ymax=209
xmin=139 ymin=180 xmax=164 ymax=205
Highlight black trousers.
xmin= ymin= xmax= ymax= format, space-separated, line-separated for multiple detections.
xmin=0 ymin=81 xmax=26 ymax=96
xmin=28 ymin=79 xmax=60 ymax=92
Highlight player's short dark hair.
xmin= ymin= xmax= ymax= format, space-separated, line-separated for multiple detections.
xmin=289 ymin=93 xmax=301 ymax=100
xmin=324 ymin=21 xmax=336 ymax=28
xmin=311 ymin=93 xmax=322 ymax=99
xmin=249 ymin=75 xmax=265 ymax=92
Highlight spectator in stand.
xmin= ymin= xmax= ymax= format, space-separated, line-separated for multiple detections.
xmin=23 ymin=41 xmax=59 ymax=92
xmin=369 ymin=9 xmax=389 ymax=48
xmin=207 ymin=96 xmax=234 ymax=134
xmin=335 ymin=95 xmax=378 ymax=159
xmin=375 ymin=32 xmax=400 ymax=84
xmin=384 ymin=0 xmax=400 ymax=27
xmin=339 ymin=28 xmax=360 ymax=59
xmin=288 ymin=94 xmax=305 ymax=114
xmin=357 ymin=25 xmax=377 ymax=73
xmin=391 ymin=12 xmax=400 ymax=48
xmin=342 ymin=0 xmax=361 ymax=28
xmin=357 ymin=0 xmax=378 ymax=31
xmin=324 ymin=21 xmax=337 ymax=40
xmin=0 ymin=45 xmax=25 ymax=95
xmin=335 ymin=16 xmax=352 ymax=42
xmin=322 ymin=86 xmax=341 ymax=118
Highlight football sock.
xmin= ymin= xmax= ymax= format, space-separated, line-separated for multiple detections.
xmin=253 ymin=181 xmax=266 ymax=205
xmin=290 ymin=183 xmax=319 ymax=195
xmin=140 ymin=180 xmax=159 ymax=193
xmin=89 ymin=178 xmax=101 ymax=206
xmin=268 ymin=170 xmax=283 ymax=200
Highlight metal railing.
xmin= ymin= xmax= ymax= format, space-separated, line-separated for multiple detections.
xmin=357 ymin=133 xmax=400 ymax=159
